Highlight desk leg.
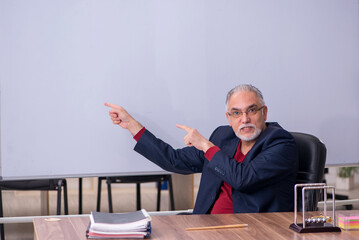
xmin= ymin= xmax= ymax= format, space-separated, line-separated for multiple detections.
xmin=40 ymin=191 xmax=49 ymax=215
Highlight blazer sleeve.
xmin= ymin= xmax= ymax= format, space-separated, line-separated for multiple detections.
xmin=207 ymin=126 xmax=298 ymax=192
xmin=133 ymin=129 xmax=205 ymax=174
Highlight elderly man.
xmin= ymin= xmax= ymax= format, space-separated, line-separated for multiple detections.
xmin=105 ymin=84 xmax=298 ymax=214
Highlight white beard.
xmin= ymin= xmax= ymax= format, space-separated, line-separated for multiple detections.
xmin=235 ymin=123 xmax=262 ymax=141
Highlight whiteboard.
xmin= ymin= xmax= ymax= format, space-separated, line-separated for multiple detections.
xmin=0 ymin=0 xmax=358 ymax=180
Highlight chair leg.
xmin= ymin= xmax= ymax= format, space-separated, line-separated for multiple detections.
xmin=156 ymin=181 xmax=161 ymax=211
xmin=78 ymin=178 xmax=82 ymax=214
xmin=106 ymin=178 xmax=113 ymax=213
xmin=56 ymin=179 xmax=64 ymax=215
xmin=63 ymin=180 xmax=68 ymax=215
xmin=168 ymin=176 xmax=175 ymax=210
xmin=0 ymin=190 xmax=4 ymax=240
xmin=56 ymin=180 xmax=62 ymax=215
xmin=136 ymin=183 xmax=141 ymax=210
xmin=96 ymin=177 xmax=102 ymax=212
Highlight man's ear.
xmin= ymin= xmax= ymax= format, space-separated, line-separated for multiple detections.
xmin=226 ymin=112 xmax=232 ymax=126
xmin=262 ymin=106 xmax=268 ymax=121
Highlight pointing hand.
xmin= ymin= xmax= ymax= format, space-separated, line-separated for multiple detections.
xmin=176 ymin=124 xmax=214 ymax=152
xmin=104 ymin=103 xmax=143 ymax=136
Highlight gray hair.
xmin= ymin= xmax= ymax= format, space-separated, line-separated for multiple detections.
xmin=225 ymin=84 xmax=265 ymax=110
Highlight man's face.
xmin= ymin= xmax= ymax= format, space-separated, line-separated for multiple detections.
xmin=226 ymin=91 xmax=267 ymax=143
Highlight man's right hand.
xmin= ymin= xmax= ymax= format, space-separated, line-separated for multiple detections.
xmin=104 ymin=103 xmax=143 ymax=136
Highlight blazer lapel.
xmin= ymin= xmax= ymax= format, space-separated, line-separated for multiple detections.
xmin=243 ymin=123 xmax=272 ymax=162
xmin=221 ymin=137 xmax=240 ymax=158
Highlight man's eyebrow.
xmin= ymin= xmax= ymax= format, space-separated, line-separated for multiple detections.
xmin=230 ymin=104 xmax=258 ymax=111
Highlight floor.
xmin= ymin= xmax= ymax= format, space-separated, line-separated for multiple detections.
xmin=1 ymin=179 xmax=174 ymax=240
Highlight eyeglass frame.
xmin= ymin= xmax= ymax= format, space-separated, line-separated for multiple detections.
xmin=227 ymin=105 xmax=265 ymax=119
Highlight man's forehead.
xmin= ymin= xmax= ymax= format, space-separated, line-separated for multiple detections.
xmin=228 ymin=91 xmax=261 ymax=108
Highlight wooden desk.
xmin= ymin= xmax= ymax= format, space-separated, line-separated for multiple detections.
xmin=34 ymin=211 xmax=359 ymax=240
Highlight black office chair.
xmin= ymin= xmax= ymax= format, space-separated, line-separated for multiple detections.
xmin=291 ymin=132 xmax=327 ymax=211
xmin=96 ymin=175 xmax=175 ymax=213
xmin=0 ymin=179 xmax=68 ymax=240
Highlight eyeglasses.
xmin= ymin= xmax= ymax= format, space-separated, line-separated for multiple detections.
xmin=227 ymin=106 xmax=265 ymax=119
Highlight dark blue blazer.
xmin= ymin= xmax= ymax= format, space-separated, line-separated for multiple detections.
xmin=134 ymin=122 xmax=298 ymax=214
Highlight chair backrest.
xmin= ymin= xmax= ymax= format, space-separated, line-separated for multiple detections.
xmin=291 ymin=132 xmax=327 ymax=211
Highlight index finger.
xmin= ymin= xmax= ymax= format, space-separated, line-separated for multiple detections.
xmin=176 ymin=124 xmax=192 ymax=132
xmin=104 ymin=102 xmax=120 ymax=109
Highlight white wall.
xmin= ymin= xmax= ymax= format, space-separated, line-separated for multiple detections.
xmin=0 ymin=0 xmax=358 ymax=180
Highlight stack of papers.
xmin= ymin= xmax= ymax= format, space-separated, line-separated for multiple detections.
xmin=338 ymin=213 xmax=359 ymax=230
xmin=86 ymin=209 xmax=151 ymax=239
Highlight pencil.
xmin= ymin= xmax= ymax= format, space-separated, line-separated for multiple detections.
xmin=186 ymin=223 xmax=248 ymax=231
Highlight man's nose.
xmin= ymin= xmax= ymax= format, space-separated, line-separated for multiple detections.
xmin=241 ymin=113 xmax=250 ymax=123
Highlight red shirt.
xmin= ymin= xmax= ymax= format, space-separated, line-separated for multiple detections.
xmin=209 ymin=142 xmax=246 ymax=214
xmin=134 ymin=127 xmax=146 ymax=141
